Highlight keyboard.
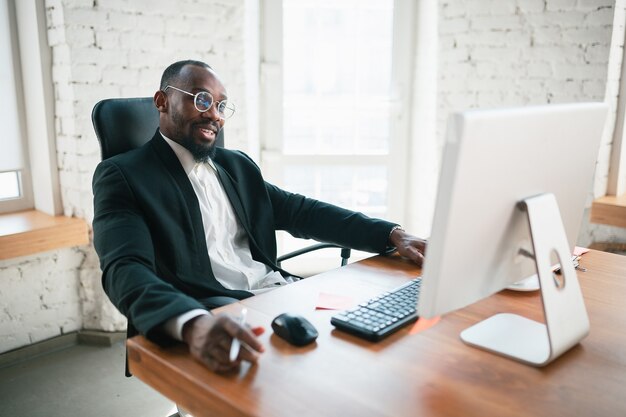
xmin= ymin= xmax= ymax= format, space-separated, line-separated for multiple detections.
xmin=330 ymin=278 xmax=421 ymax=341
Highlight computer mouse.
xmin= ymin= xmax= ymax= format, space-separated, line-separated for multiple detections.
xmin=271 ymin=313 xmax=319 ymax=346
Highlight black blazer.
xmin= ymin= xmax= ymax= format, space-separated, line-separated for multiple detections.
xmin=92 ymin=131 xmax=396 ymax=344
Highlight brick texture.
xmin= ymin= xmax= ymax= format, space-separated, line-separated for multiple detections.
xmin=438 ymin=0 xmax=626 ymax=246
xmin=0 ymin=249 xmax=83 ymax=352
xmin=1 ymin=0 xmax=259 ymax=354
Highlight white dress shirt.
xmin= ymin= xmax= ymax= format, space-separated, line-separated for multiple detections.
xmin=161 ymin=133 xmax=290 ymax=340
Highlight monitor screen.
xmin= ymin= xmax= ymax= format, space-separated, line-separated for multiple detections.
xmin=419 ymin=102 xmax=608 ymax=319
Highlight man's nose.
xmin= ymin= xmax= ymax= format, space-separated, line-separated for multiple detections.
xmin=201 ymin=103 xmax=222 ymax=121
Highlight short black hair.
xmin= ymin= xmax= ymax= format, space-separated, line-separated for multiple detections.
xmin=159 ymin=59 xmax=213 ymax=90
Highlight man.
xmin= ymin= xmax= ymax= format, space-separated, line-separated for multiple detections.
xmin=92 ymin=59 xmax=426 ymax=373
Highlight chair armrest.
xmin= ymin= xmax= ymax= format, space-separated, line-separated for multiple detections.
xmin=277 ymin=243 xmax=352 ymax=267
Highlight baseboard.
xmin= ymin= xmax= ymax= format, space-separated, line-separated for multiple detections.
xmin=77 ymin=330 xmax=126 ymax=346
xmin=0 ymin=333 xmax=78 ymax=368
xmin=0 ymin=330 xmax=126 ymax=369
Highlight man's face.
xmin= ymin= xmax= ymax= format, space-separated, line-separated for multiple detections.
xmin=159 ymin=65 xmax=227 ymax=162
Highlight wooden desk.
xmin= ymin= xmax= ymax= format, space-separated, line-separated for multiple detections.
xmin=127 ymin=250 xmax=626 ymax=417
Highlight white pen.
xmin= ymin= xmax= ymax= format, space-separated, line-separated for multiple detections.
xmin=229 ymin=308 xmax=247 ymax=362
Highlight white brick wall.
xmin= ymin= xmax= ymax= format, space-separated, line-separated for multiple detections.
xmin=51 ymin=0 xmax=260 ymax=333
xmin=1 ymin=0 xmax=259 ymax=354
xmin=45 ymin=0 xmax=258 ymax=219
xmin=0 ymin=249 xmax=84 ymax=352
xmin=439 ymin=0 xmax=613 ymax=116
xmin=438 ymin=0 xmax=626 ymax=246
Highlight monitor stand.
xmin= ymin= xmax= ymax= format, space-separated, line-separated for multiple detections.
xmin=460 ymin=193 xmax=590 ymax=366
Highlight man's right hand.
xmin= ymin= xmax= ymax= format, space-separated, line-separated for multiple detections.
xmin=182 ymin=314 xmax=265 ymax=373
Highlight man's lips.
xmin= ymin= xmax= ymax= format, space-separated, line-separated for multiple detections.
xmin=195 ymin=124 xmax=218 ymax=141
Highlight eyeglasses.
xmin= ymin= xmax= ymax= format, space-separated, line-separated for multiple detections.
xmin=163 ymin=85 xmax=236 ymax=119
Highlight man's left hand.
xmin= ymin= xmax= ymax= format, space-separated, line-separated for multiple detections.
xmin=389 ymin=228 xmax=427 ymax=266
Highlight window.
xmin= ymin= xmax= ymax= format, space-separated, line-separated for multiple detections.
xmin=260 ymin=0 xmax=413 ymax=269
xmin=0 ymin=0 xmax=60 ymax=216
xmin=0 ymin=0 xmax=33 ymax=213
xmin=0 ymin=171 xmax=21 ymax=200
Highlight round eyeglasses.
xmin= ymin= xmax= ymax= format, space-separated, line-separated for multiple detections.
xmin=163 ymin=85 xmax=236 ymax=119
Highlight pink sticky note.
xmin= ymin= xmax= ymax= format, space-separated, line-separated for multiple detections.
xmin=574 ymin=246 xmax=590 ymax=256
xmin=316 ymin=293 xmax=354 ymax=310
xmin=408 ymin=316 xmax=441 ymax=335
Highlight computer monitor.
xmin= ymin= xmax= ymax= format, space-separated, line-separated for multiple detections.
xmin=418 ymin=102 xmax=608 ymax=366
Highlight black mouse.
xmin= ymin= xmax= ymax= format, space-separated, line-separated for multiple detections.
xmin=271 ymin=313 xmax=319 ymax=346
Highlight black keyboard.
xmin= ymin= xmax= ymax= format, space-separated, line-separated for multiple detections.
xmin=330 ymin=278 xmax=421 ymax=341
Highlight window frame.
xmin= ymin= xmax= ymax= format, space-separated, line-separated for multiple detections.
xmin=0 ymin=0 xmax=61 ymax=216
xmin=607 ymin=61 xmax=626 ymax=197
xmin=0 ymin=0 xmax=33 ymax=213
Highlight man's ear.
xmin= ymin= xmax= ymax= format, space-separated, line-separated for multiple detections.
xmin=154 ymin=90 xmax=167 ymax=113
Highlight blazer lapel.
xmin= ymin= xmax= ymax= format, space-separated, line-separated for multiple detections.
xmin=213 ymin=162 xmax=253 ymax=234
xmin=149 ymin=132 xmax=210 ymax=272
xmin=214 ymin=162 xmax=285 ymax=271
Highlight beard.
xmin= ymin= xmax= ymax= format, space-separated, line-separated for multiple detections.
xmin=171 ymin=111 xmax=219 ymax=163
xmin=180 ymin=134 xmax=217 ymax=163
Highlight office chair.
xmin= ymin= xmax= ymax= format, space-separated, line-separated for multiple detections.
xmin=91 ymin=97 xmax=351 ymax=272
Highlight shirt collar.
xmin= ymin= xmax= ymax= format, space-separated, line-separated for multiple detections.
xmin=160 ymin=131 xmax=217 ymax=175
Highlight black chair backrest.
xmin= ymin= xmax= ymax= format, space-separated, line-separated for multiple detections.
xmin=91 ymin=97 xmax=224 ymax=160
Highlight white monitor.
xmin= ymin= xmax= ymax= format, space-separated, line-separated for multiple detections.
xmin=418 ymin=102 xmax=608 ymax=366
